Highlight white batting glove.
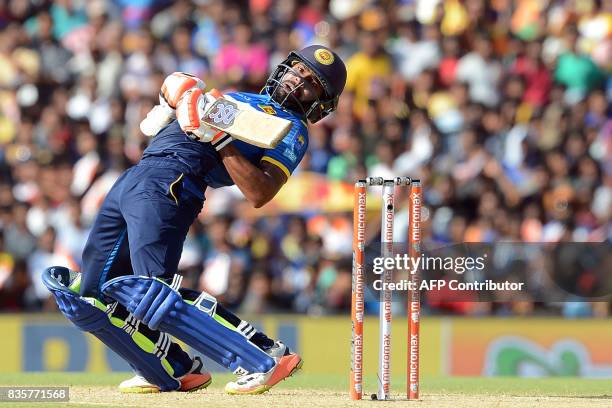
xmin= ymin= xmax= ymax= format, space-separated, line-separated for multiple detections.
xmin=176 ymin=88 xmax=233 ymax=150
xmin=140 ymin=72 xmax=205 ymax=137
xmin=139 ymin=101 xmax=174 ymax=137
xmin=160 ymin=72 xmax=205 ymax=109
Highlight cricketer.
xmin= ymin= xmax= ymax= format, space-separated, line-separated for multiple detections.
xmin=41 ymin=45 xmax=346 ymax=395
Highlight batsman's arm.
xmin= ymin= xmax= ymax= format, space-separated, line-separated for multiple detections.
xmin=218 ymin=144 xmax=287 ymax=208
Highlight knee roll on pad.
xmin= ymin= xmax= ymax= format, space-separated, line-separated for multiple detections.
xmin=43 ymin=267 xmax=182 ymax=391
xmin=102 ymin=275 xmax=275 ymax=374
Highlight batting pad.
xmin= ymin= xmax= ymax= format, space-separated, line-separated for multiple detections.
xmin=42 ymin=267 xmax=181 ymax=391
xmin=102 ymin=275 xmax=275 ymax=374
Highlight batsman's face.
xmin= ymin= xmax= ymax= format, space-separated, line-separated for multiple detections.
xmin=278 ymin=62 xmax=324 ymax=104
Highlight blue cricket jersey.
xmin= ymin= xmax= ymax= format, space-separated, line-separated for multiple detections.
xmin=141 ymin=92 xmax=309 ymax=190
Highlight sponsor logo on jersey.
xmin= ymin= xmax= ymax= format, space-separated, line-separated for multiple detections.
xmin=314 ymin=48 xmax=334 ymax=65
xmin=258 ymin=105 xmax=276 ymax=115
xmin=283 ymin=147 xmax=297 ymax=163
xmin=298 ymin=135 xmax=305 ymax=145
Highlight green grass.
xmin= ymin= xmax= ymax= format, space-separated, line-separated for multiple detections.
xmin=0 ymin=373 xmax=610 ymax=398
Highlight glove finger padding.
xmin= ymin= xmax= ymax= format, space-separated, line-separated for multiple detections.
xmin=160 ymin=72 xmax=205 ymax=109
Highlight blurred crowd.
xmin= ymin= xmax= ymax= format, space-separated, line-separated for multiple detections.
xmin=0 ymin=0 xmax=609 ymax=316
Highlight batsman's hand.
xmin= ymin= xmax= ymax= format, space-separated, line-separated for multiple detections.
xmin=160 ymin=72 xmax=205 ymax=109
xmin=176 ymin=89 xmax=232 ymax=151
xmin=140 ymin=72 xmax=205 ymax=137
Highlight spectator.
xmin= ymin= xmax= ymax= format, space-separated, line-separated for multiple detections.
xmin=214 ymin=22 xmax=269 ymax=89
xmin=26 ymin=227 xmax=71 ymax=310
xmin=512 ymin=40 xmax=553 ymax=107
xmin=345 ymin=28 xmax=392 ymax=117
xmin=456 ymin=32 xmax=503 ymax=106
xmin=389 ymin=21 xmax=441 ymax=82
xmin=4 ymin=202 xmax=37 ymax=260
xmin=554 ymin=26 xmax=605 ymax=102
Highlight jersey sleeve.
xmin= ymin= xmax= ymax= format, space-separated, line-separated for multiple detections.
xmin=260 ymin=118 xmax=309 ymax=178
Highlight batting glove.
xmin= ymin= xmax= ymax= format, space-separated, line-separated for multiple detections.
xmin=160 ymin=72 xmax=205 ymax=109
xmin=140 ymin=72 xmax=205 ymax=137
xmin=176 ymin=88 xmax=234 ymax=150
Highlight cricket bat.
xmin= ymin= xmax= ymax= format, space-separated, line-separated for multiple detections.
xmin=201 ymin=93 xmax=292 ymax=149
xmin=140 ymin=90 xmax=292 ymax=149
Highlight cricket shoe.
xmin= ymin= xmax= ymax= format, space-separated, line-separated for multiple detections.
xmin=119 ymin=356 xmax=212 ymax=393
xmin=225 ymin=341 xmax=303 ymax=395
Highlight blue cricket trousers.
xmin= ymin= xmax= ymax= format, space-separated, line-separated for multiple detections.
xmin=80 ymin=158 xmax=205 ymax=298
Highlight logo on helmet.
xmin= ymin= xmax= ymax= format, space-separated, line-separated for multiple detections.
xmin=314 ymin=48 xmax=334 ymax=65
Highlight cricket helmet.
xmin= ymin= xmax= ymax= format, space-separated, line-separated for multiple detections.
xmin=263 ymin=45 xmax=347 ymax=123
